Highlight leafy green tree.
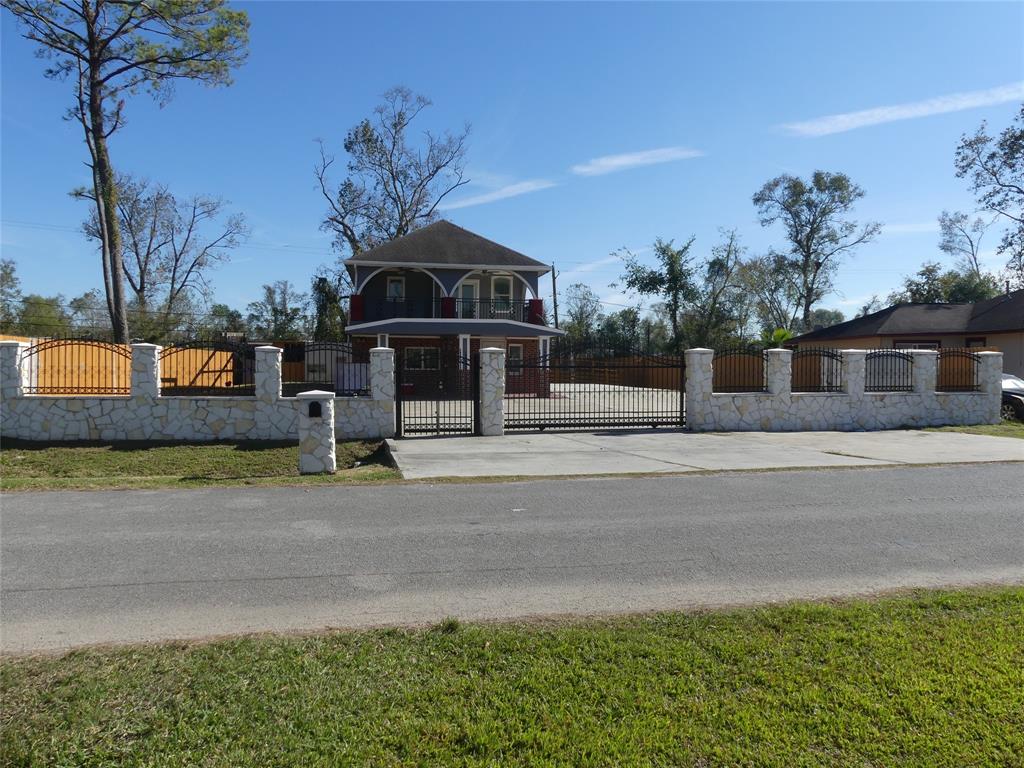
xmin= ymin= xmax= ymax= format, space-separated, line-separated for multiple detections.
xmin=3 ymin=0 xmax=249 ymax=341
xmin=806 ymin=308 xmax=845 ymax=331
xmin=204 ymin=303 xmax=247 ymax=337
xmin=68 ymin=289 xmax=110 ymax=336
xmin=760 ymin=328 xmax=795 ymax=348
xmin=617 ymin=238 xmax=696 ymax=351
xmin=597 ymin=307 xmax=642 ymax=349
xmin=562 ymin=283 xmax=604 ymax=344
xmin=737 ymin=253 xmax=801 ymax=336
xmin=0 ymin=259 xmax=22 ymax=332
xmin=938 ymin=210 xmax=990 ymax=278
xmin=888 ymin=262 xmax=1000 ymax=304
xmin=311 ymin=274 xmax=347 ymax=341
xmin=679 ymin=230 xmax=747 ymax=347
xmin=955 ymin=106 xmax=1023 ymax=286
xmin=247 ymin=281 xmax=309 ymax=340
xmin=753 ymin=172 xmax=880 ymax=329
xmin=16 ymin=295 xmax=71 ymax=337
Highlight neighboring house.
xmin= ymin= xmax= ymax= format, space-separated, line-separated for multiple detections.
xmin=344 ymin=221 xmax=565 ymax=392
xmin=790 ymin=289 xmax=1024 ymax=376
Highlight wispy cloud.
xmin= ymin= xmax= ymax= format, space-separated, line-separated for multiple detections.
xmin=782 ymin=82 xmax=1024 ymax=137
xmin=570 ymin=147 xmax=704 ymax=176
xmin=439 ymin=179 xmax=557 ymax=210
xmin=562 ymin=254 xmax=621 ymax=277
xmin=883 ymin=221 xmax=940 ymax=235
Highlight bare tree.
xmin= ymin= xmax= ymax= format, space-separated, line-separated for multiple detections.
xmin=738 ymin=253 xmax=802 ymax=334
xmin=938 ymin=210 xmax=990 ymax=277
xmin=315 ymin=86 xmax=470 ymax=266
xmin=2 ymin=0 xmax=249 ymax=341
xmin=81 ymin=175 xmax=247 ymax=334
xmin=753 ymin=171 xmax=880 ymax=329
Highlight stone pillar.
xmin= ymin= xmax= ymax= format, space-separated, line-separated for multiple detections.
xmin=478 ymin=347 xmax=505 ymax=436
xmin=255 ymin=345 xmax=282 ymax=404
xmin=977 ymin=351 xmax=1004 ymax=424
xmin=370 ymin=347 xmax=395 ymax=401
xmin=296 ymin=390 xmax=336 ymax=474
xmin=765 ymin=348 xmax=792 ymax=396
xmin=130 ymin=343 xmax=160 ymax=399
xmin=911 ymin=349 xmax=938 ymax=394
xmin=842 ymin=350 xmax=866 ymax=399
xmin=684 ymin=348 xmax=714 ymax=431
xmin=0 ymin=341 xmax=28 ymax=401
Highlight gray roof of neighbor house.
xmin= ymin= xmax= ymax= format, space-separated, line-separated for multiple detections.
xmin=792 ymin=289 xmax=1024 ymax=342
xmin=343 ymin=221 xmax=549 ymax=270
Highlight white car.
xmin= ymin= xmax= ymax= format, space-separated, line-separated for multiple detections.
xmin=1002 ymin=374 xmax=1024 ymax=422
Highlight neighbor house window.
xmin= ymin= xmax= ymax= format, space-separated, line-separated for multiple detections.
xmin=405 ymin=346 xmax=439 ymax=370
xmin=894 ymin=340 xmax=939 ymax=350
xmin=386 ymin=277 xmax=405 ymax=300
xmin=507 ymin=343 xmax=524 ymax=375
xmin=492 ymin=276 xmax=512 ymax=312
xmin=459 ymin=334 xmax=471 ymax=369
xmin=377 ymin=333 xmax=389 ymax=349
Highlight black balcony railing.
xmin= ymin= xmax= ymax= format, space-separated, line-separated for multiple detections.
xmin=363 ymin=297 xmax=534 ymax=322
xmin=442 ymin=298 xmax=531 ymax=322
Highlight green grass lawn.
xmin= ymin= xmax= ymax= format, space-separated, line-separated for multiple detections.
xmin=2 ymin=588 xmax=1021 ymax=767
xmin=927 ymin=419 xmax=1024 ymax=439
xmin=0 ymin=439 xmax=399 ymax=490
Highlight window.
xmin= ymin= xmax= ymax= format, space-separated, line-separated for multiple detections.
xmin=894 ymin=340 xmax=939 ymax=350
xmin=492 ymin=276 xmax=512 ymax=313
xmin=965 ymin=337 xmax=987 ymax=348
xmin=459 ymin=334 xmax=471 ymax=368
xmin=386 ymin=277 xmax=405 ymax=300
xmin=376 ymin=333 xmax=389 ymax=349
xmin=404 ymin=346 xmax=439 ymax=370
xmin=507 ymin=343 xmax=524 ymax=375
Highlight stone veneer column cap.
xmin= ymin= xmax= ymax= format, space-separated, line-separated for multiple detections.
xmin=295 ymin=389 xmax=335 ymax=399
xmin=254 ymin=345 xmax=283 ymax=352
xmin=480 ymin=347 xmax=504 ymax=352
xmin=685 ymin=347 xmax=714 ymax=353
xmin=131 ymin=342 xmax=160 ymax=349
xmin=0 ymin=340 xmax=25 ymax=347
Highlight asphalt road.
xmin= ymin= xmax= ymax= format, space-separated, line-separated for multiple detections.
xmin=2 ymin=463 xmax=1022 ymax=652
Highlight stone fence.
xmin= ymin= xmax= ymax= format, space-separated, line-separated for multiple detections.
xmin=0 ymin=342 xmax=395 ymax=442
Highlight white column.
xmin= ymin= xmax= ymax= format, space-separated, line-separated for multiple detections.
xmin=911 ymin=349 xmax=938 ymax=394
xmin=977 ymin=351 xmax=1004 ymax=424
xmin=842 ymin=350 xmax=866 ymax=399
xmin=297 ymin=390 xmax=336 ymax=474
xmin=684 ymin=348 xmax=714 ymax=431
xmin=765 ymin=348 xmax=792 ymax=396
xmin=255 ymin=345 xmax=282 ymax=404
xmin=478 ymin=347 xmax=505 ymax=436
xmin=370 ymin=347 xmax=395 ymax=401
xmin=0 ymin=341 xmax=28 ymax=401
xmin=130 ymin=343 xmax=160 ymax=399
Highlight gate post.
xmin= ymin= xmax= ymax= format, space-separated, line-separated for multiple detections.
xmin=478 ymin=347 xmax=505 ymax=436
xmin=255 ymin=345 xmax=283 ymax=404
xmin=0 ymin=341 xmax=28 ymax=401
xmin=370 ymin=347 xmax=396 ymax=438
xmin=684 ymin=348 xmax=714 ymax=431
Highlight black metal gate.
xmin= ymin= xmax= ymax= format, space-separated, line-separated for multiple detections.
xmin=396 ymin=352 xmax=479 ymax=437
xmin=504 ymin=341 xmax=685 ymax=431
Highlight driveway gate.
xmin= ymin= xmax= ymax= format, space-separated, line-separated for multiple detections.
xmin=504 ymin=341 xmax=685 ymax=431
xmin=396 ymin=352 xmax=479 ymax=437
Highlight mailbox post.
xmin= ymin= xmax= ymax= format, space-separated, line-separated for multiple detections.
xmin=296 ymin=390 xmax=336 ymax=474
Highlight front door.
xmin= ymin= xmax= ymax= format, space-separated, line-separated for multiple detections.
xmin=457 ymin=280 xmax=479 ymax=318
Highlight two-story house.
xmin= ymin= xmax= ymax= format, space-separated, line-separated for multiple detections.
xmin=345 ymin=221 xmax=564 ymax=392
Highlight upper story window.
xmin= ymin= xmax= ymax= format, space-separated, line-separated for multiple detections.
xmin=386 ymin=277 xmax=405 ymax=300
xmin=492 ymin=276 xmax=512 ymax=311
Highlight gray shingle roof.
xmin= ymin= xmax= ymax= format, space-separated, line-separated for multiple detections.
xmin=793 ymin=290 xmax=1024 ymax=341
xmin=344 ymin=221 xmax=549 ymax=270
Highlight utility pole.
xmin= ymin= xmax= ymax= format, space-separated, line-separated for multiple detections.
xmin=550 ymin=262 xmax=559 ymax=329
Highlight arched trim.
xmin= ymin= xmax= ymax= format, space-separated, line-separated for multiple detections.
xmin=357 ymin=266 xmax=447 ymax=295
xmin=450 ymin=270 xmax=538 ymax=299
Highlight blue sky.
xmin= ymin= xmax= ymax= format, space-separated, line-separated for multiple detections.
xmin=2 ymin=1 xmax=1023 ymax=320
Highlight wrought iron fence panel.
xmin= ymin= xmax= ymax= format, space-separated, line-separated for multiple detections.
xmin=158 ymin=340 xmax=256 ymax=396
xmin=504 ymin=341 xmax=685 ymax=431
xmin=18 ymin=337 xmax=132 ymax=395
xmin=937 ymin=349 xmax=981 ymax=392
xmin=280 ymin=341 xmax=370 ymax=397
xmin=791 ymin=348 xmax=844 ymax=393
xmin=396 ymin=353 xmax=477 ymax=436
xmin=713 ymin=347 xmax=767 ymax=393
xmin=864 ymin=350 xmax=914 ymax=392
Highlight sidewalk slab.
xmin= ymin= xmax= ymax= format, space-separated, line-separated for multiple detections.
xmin=386 ymin=429 xmax=1022 ymax=480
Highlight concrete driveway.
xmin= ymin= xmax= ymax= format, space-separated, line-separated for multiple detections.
xmin=387 ymin=429 xmax=1024 ymax=479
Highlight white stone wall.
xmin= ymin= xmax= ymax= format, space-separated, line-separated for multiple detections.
xmin=478 ymin=347 xmax=505 ymax=436
xmin=685 ymin=349 xmax=1003 ymax=432
xmin=0 ymin=342 xmax=396 ymax=442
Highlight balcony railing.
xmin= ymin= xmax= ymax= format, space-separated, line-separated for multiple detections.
xmin=354 ymin=296 xmax=546 ymax=324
